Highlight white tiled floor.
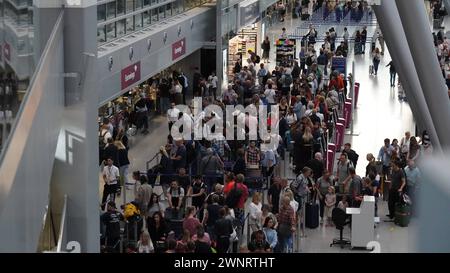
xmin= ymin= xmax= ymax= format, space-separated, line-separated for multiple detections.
xmin=101 ymin=10 xmax=418 ymax=252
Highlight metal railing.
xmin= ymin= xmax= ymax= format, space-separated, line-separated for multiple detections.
xmin=56 ymin=195 xmax=68 ymax=253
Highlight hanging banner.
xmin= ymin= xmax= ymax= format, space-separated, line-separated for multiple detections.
xmin=121 ymin=61 xmax=141 ymax=90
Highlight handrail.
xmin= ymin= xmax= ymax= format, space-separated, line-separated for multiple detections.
xmin=146 ymin=152 xmax=161 ymax=171
xmin=0 ymin=9 xmax=65 ymax=215
xmin=56 ymin=195 xmax=68 ymax=253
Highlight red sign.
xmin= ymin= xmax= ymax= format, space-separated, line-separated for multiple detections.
xmin=121 ymin=61 xmax=141 ymax=90
xmin=4 ymin=43 xmax=10 ymax=61
xmin=172 ymin=38 xmax=186 ymax=61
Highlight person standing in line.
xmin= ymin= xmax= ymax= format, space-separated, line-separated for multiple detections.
xmin=386 ymin=160 xmax=406 ymax=220
xmin=261 ymin=36 xmax=271 ymax=63
xmin=115 ymin=141 xmax=130 ymax=191
xmin=101 ymin=158 xmax=120 ymax=211
xmin=167 ymin=102 xmax=180 ymax=133
xmin=136 ymin=175 xmax=153 ymax=216
xmin=343 ymin=27 xmax=350 ymax=48
xmin=378 ymin=138 xmax=394 ymax=200
xmin=386 ymin=60 xmax=396 ymax=87
xmin=214 ymin=208 xmax=233 ymax=253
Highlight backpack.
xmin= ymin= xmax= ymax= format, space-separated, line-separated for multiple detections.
xmin=255 ymin=55 xmax=261 ymax=64
xmin=290 ymin=175 xmax=309 ymax=198
xmin=99 ymin=130 xmax=107 ymax=150
xmin=283 ymin=74 xmax=293 ymax=86
xmin=225 ymin=182 xmax=243 ymax=208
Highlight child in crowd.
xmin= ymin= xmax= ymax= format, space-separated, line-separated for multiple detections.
xmin=324 ymin=186 xmax=336 ymax=226
xmin=338 ymin=195 xmax=349 ymax=212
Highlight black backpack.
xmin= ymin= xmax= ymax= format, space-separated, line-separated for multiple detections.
xmin=225 ymin=182 xmax=243 ymax=208
xmin=255 ymin=55 xmax=261 ymax=64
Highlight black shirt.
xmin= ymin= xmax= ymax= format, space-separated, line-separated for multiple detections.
xmin=268 ymin=184 xmax=281 ymax=213
xmin=206 ymin=203 xmax=222 ymax=227
xmin=305 ymin=159 xmax=324 ymax=180
xmin=103 ymin=144 xmax=118 ymax=165
xmin=215 ymin=217 xmax=233 ymax=238
xmin=101 ymin=211 xmax=123 ymax=239
xmin=391 ymin=169 xmax=405 ymax=191
xmin=233 ymin=157 xmax=246 ymax=176
xmin=174 ymin=145 xmax=187 ymax=170
xmin=194 ymin=240 xmax=212 ymax=253
xmin=117 ymin=149 xmax=130 ymax=167
xmin=177 ymin=175 xmax=191 ymax=192
xmin=192 ymin=181 xmax=207 ymax=206
xmin=343 ymin=149 xmax=359 ymax=167
xmin=148 ymin=220 xmax=169 ymax=242
xmin=248 ymin=240 xmax=271 ymax=253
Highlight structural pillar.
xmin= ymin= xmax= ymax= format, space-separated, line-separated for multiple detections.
xmin=51 ymin=0 xmax=99 ymax=253
xmin=372 ymin=0 xmax=437 ymax=146
xmin=396 ymin=0 xmax=450 ymax=150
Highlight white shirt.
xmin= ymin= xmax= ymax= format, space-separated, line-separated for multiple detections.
xmin=286 ymin=113 xmax=297 ymax=125
xmin=174 ymin=84 xmax=182 ymax=94
xmin=103 ymin=165 xmax=120 ymax=185
xmin=264 ymin=88 xmax=277 ymax=104
xmin=100 ymin=129 xmax=112 ymax=144
xmin=249 ymin=202 xmax=262 ymax=225
xmin=208 ymin=75 xmax=218 ymax=88
xmin=290 ymin=200 xmax=299 ymax=212
xmin=343 ymin=31 xmax=349 ymax=40
xmin=137 ymin=241 xmax=154 ymax=253
xmin=167 ymin=107 xmax=180 ymax=122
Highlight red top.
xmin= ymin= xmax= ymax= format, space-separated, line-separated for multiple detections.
xmin=223 ymin=181 xmax=249 ymax=209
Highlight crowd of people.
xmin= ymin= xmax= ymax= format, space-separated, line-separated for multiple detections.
xmin=99 ymin=1 xmax=431 ymax=254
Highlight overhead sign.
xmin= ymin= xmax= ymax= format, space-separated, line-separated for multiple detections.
xmin=121 ymin=61 xmax=141 ymax=90
xmin=331 ymin=57 xmax=346 ymax=75
xmin=172 ymin=38 xmax=186 ymax=61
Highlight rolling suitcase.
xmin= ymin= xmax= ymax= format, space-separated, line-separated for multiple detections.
xmin=394 ymin=203 xmax=411 ymax=227
xmin=369 ymin=65 xmax=374 ymax=75
xmin=305 ymin=195 xmax=319 ymax=229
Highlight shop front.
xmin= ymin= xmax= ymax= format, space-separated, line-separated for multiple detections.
xmin=217 ymin=0 xmax=278 ymax=90
xmin=98 ymin=50 xmax=202 ymax=139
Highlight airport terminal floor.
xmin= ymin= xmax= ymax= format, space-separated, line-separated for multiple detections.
xmin=95 ymin=2 xmax=447 ymax=254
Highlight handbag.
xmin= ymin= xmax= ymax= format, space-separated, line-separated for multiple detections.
xmin=401 ymin=193 xmax=412 ymax=206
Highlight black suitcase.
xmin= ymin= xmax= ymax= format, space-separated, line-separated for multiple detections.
xmin=305 ymin=202 xmax=319 ymax=229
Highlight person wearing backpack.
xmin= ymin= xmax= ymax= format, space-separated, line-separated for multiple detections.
xmin=290 ymin=167 xmax=313 ymax=211
xmin=223 ymin=174 xmax=249 ymax=242
xmin=167 ymin=180 xmax=185 ymax=219
xmin=335 ymin=153 xmax=353 ymax=194
xmin=342 ymin=143 xmax=359 ymax=168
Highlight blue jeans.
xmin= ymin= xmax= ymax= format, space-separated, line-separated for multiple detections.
xmin=390 ymin=72 xmax=396 ymax=86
